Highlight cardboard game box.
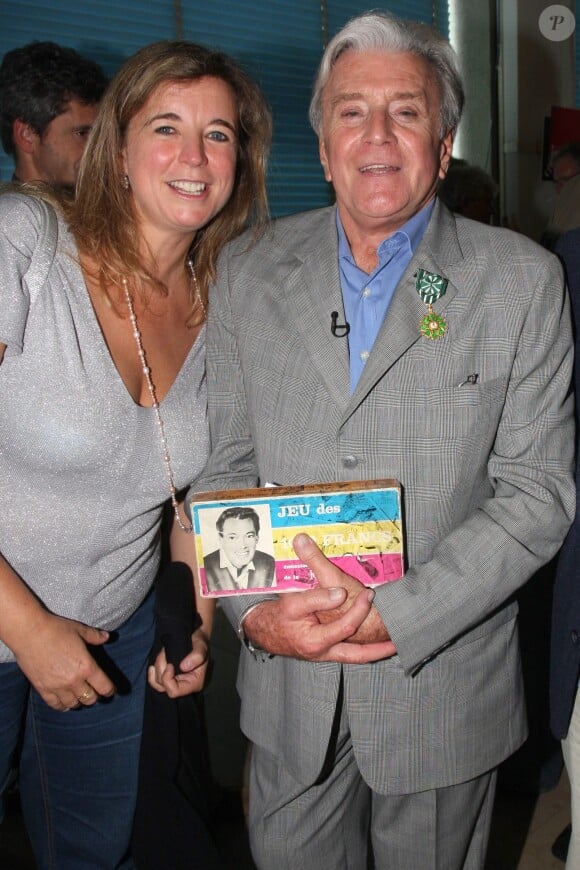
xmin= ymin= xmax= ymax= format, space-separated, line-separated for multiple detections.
xmin=188 ymin=480 xmax=404 ymax=598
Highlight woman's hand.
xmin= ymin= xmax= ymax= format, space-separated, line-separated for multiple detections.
xmin=148 ymin=626 xmax=210 ymax=697
xmin=13 ymin=611 xmax=114 ymax=712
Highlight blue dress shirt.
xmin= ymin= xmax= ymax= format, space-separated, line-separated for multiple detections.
xmin=337 ymin=201 xmax=434 ymax=392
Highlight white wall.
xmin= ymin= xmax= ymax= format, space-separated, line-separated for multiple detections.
xmin=451 ymin=0 xmax=576 ymax=241
xmin=502 ymin=0 xmax=576 ymax=239
xmin=451 ymin=0 xmax=494 ymax=172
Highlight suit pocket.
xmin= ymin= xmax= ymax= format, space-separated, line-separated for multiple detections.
xmin=447 ymin=611 xmax=521 ymax=712
xmin=410 ymin=376 xmax=508 ymax=440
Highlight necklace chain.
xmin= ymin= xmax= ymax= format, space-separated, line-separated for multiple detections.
xmin=122 ymin=258 xmax=203 ymax=534
xmin=188 ymin=258 xmax=206 ymax=319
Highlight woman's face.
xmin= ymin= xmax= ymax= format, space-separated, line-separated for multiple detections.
xmin=121 ymin=76 xmax=238 ymax=249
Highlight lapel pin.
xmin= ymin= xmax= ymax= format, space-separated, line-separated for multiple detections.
xmin=415 ymin=269 xmax=449 ymax=340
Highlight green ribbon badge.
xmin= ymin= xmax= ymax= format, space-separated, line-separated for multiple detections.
xmin=415 ymin=269 xmax=449 ymax=340
xmin=415 ymin=269 xmax=448 ymax=305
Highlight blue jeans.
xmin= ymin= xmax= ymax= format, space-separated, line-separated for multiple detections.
xmin=0 ymin=592 xmax=155 ymax=869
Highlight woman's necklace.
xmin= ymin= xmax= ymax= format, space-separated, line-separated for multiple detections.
xmin=122 ymin=259 xmax=204 ymax=533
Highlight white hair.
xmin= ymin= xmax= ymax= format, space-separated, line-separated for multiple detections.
xmin=309 ymin=11 xmax=464 ymax=138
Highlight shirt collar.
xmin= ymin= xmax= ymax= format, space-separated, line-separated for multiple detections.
xmin=336 ymin=199 xmax=435 ymax=264
xmin=219 ymin=550 xmax=255 ymax=578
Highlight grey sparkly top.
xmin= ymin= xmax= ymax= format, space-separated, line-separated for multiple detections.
xmin=0 ymin=193 xmax=209 ymax=663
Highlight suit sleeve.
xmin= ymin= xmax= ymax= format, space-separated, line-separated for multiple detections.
xmin=190 ymin=244 xmax=265 ymax=627
xmin=376 ymin=252 xmax=576 ymax=674
xmin=194 ymin=245 xmax=260 ymax=496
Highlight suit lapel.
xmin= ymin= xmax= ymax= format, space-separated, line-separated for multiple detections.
xmin=283 ymin=208 xmax=351 ymax=409
xmin=347 ymin=201 xmax=464 ymax=412
xmin=277 ymin=203 xmax=465 ymax=415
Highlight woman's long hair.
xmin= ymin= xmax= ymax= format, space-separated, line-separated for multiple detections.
xmin=67 ymin=41 xmax=271 ymax=323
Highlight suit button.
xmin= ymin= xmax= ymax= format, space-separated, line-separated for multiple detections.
xmin=572 ymin=630 xmax=579 ymax=645
xmin=342 ymin=454 xmax=358 ymax=468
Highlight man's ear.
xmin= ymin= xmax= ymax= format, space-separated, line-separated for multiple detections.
xmin=319 ymin=138 xmax=332 ymax=183
xmin=12 ymin=119 xmax=39 ymax=155
xmin=438 ymin=131 xmax=454 ymax=180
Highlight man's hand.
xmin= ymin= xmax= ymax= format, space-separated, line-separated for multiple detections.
xmin=148 ymin=626 xmax=210 ymax=697
xmin=293 ymin=533 xmax=393 ymax=645
xmin=243 ymin=534 xmax=396 ymax=663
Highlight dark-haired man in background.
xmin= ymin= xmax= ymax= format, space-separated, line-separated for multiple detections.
xmin=0 ymin=41 xmax=107 ymax=189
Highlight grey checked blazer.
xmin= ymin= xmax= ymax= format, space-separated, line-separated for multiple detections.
xmin=194 ymin=200 xmax=575 ymax=794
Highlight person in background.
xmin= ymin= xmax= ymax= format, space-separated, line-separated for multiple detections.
xmin=550 ymin=225 xmax=580 ymax=868
xmin=543 ymin=143 xmax=580 ymax=248
xmin=551 ymin=142 xmax=580 ymax=193
xmin=0 ymin=41 xmax=108 ymax=189
xmin=193 ymin=11 xmax=575 ymax=869
xmin=0 ymin=40 xmax=270 ymax=868
xmin=438 ymin=160 xmax=498 ymax=224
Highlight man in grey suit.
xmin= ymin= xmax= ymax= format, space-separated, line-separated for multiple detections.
xmin=193 ymin=11 xmax=575 ymax=869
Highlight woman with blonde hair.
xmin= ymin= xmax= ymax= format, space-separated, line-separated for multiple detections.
xmin=0 ymin=40 xmax=270 ymax=868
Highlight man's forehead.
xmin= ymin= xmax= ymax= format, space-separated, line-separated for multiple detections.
xmin=329 ymin=87 xmax=427 ymax=107
xmin=222 ymin=517 xmax=255 ymax=532
xmin=323 ymin=50 xmax=433 ymax=100
xmin=58 ymin=99 xmax=99 ymax=120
